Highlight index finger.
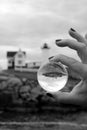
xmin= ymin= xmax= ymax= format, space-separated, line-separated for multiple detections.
xmin=69 ymin=28 xmax=87 ymax=44
xmin=55 ymin=39 xmax=86 ymax=52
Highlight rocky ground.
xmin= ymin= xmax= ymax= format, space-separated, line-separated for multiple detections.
xmin=0 ymin=70 xmax=86 ymax=129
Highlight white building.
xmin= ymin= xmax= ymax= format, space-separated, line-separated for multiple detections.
xmin=27 ymin=61 xmax=41 ymax=68
xmin=7 ymin=49 xmax=41 ymax=71
xmin=7 ymin=51 xmax=17 ymax=69
xmin=41 ymin=43 xmax=50 ymax=63
xmin=7 ymin=49 xmax=26 ymax=70
xmin=14 ymin=49 xmax=26 ymax=70
xmin=7 ymin=44 xmax=51 ymax=71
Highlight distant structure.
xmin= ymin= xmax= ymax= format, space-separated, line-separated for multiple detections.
xmin=41 ymin=43 xmax=50 ymax=49
xmin=7 ymin=43 xmax=51 ymax=71
xmin=41 ymin=43 xmax=50 ymax=63
xmin=7 ymin=49 xmax=41 ymax=71
xmin=14 ymin=49 xmax=26 ymax=69
xmin=7 ymin=49 xmax=26 ymax=70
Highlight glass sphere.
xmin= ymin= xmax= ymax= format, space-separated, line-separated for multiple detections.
xmin=37 ymin=61 xmax=68 ymax=93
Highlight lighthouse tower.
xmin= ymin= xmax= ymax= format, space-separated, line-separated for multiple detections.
xmin=41 ymin=43 xmax=50 ymax=63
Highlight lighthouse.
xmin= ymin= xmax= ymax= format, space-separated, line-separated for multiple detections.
xmin=41 ymin=43 xmax=50 ymax=63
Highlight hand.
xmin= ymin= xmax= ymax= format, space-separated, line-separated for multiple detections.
xmin=49 ymin=28 xmax=87 ymax=106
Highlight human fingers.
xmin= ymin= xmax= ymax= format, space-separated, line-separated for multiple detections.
xmin=49 ymin=54 xmax=87 ymax=78
xmin=85 ymin=33 xmax=87 ymax=40
xmin=55 ymin=39 xmax=86 ymax=52
xmin=69 ymin=28 xmax=87 ymax=44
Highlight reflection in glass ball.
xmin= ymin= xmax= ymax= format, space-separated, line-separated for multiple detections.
xmin=37 ymin=61 xmax=68 ymax=93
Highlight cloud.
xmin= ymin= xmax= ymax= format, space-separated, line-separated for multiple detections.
xmin=0 ymin=0 xmax=86 ymax=47
xmin=0 ymin=0 xmax=87 ymax=69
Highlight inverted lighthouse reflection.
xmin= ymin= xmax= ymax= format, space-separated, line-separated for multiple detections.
xmin=37 ymin=61 xmax=68 ymax=93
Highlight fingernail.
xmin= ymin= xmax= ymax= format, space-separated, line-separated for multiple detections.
xmin=55 ymin=39 xmax=62 ymax=44
xmin=47 ymin=93 xmax=53 ymax=97
xmin=49 ymin=56 xmax=54 ymax=60
xmin=70 ymin=28 xmax=76 ymax=32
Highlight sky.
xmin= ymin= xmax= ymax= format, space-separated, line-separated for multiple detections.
xmin=0 ymin=0 xmax=87 ymax=69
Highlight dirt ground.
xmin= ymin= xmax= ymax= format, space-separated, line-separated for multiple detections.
xmin=0 ymin=122 xmax=87 ymax=130
xmin=0 ymin=107 xmax=87 ymax=130
xmin=0 ymin=71 xmax=86 ymax=130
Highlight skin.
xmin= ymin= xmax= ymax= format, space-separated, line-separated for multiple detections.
xmin=49 ymin=28 xmax=87 ymax=107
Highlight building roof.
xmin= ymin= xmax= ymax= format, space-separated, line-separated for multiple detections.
xmin=7 ymin=52 xmax=17 ymax=57
xmin=7 ymin=51 xmax=26 ymax=57
xmin=41 ymin=43 xmax=50 ymax=49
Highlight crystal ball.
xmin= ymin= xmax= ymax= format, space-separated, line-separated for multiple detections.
xmin=37 ymin=61 xmax=68 ymax=93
